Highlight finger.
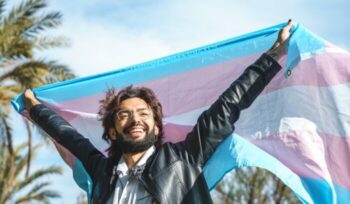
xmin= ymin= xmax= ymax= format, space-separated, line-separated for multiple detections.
xmin=25 ymin=89 xmax=31 ymax=94
xmin=283 ymin=19 xmax=293 ymax=31
xmin=24 ymin=89 xmax=34 ymax=98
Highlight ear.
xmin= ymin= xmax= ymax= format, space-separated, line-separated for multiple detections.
xmin=154 ymin=126 xmax=159 ymax=136
xmin=108 ymin=128 xmax=117 ymax=140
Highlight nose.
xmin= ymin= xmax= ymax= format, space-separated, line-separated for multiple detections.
xmin=130 ymin=112 xmax=141 ymax=123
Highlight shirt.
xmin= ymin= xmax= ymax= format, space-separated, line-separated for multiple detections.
xmin=107 ymin=146 xmax=155 ymax=204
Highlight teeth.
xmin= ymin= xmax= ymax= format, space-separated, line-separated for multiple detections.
xmin=130 ymin=126 xmax=144 ymax=130
xmin=127 ymin=126 xmax=145 ymax=134
xmin=129 ymin=128 xmax=144 ymax=133
xmin=131 ymin=127 xmax=143 ymax=130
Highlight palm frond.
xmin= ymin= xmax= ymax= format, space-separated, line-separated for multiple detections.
xmin=0 ymin=31 xmax=33 ymax=59
xmin=14 ymin=143 xmax=41 ymax=179
xmin=45 ymin=60 xmax=75 ymax=82
xmin=33 ymin=35 xmax=70 ymax=50
xmin=0 ymin=0 xmax=63 ymax=59
xmin=1 ymin=60 xmax=49 ymax=87
xmin=23 ymin=11 xmax=62 ymax=38
xmin=15 ymin=166 xmax=62 ymax=192
xmin=2 ymin=0 xmax=46 ymax=26
xmin=0 ymin=142 xmax=62 ymax=204
xmin=0 ymin=0 xmax=6 ymax=20
xmin=27 ymin=181 xmax=50 ymax=195
xmin=0 ymin=85 xmax=21 ymax=106
xmin=2 ymin=60 xmax=75 ymax=88
xmin=13 ymin=143 xmax=28 ymax=156
xmin=16 ymin=189 xmax=60 ymax=204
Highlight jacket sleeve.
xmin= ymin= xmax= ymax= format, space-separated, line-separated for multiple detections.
xmin=178 ymin=53 xmax=282 ymax=166
xmin=29 ymin=104 xmax=105 ymax=181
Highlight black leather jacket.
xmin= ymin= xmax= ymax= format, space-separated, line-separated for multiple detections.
xmin=29 ymin=54 xmax=281 ymax=204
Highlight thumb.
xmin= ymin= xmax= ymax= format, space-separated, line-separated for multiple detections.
xmin=283 ymin=19 xmax=293 ymax=31
xmin=276 ymin=19 xmax=294 ymax=45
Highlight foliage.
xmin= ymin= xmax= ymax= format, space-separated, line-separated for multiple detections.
xmin=212 ymin=167 xmax=301 ymax=204
xmin=0 ymin=0 xmax=74 ymax=116
xmin=76 ymin=193 xmax=88 ymax=204
xmin=0 ymin=0 xmax=75 ymax=181
xmin=0 ymin=142 xmax=62 ymax=204
xmin=0 ymin=1 xmax=75 ymax=203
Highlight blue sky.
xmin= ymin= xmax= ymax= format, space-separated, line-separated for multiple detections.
xmin=10 ymin=0 xmax=350 ymax=203
xmin=40 ymin=0 xmax=349 ymax=77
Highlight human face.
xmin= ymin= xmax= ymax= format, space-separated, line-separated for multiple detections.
xmin=113 ymin=97 xmax=159 ymax=142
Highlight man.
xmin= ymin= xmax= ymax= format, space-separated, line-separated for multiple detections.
xmin=24 ymin=20 xmax=293 ymax=204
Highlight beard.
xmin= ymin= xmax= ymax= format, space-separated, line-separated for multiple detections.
xmin=115 ymin=123 xmax=157 ymax=154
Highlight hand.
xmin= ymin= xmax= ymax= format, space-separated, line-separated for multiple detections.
xmin=266 ymin=19 xmax=293 ymax=61
xmin=24 ymin=89 xmax=41 ymax=111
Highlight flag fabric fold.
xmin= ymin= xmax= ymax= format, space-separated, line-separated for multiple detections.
xmin=12 ymin=22 xmax=350 ymax=204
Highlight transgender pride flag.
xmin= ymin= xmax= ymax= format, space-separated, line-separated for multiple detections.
xmin=12 ymin=23 xmax=350 ymax=204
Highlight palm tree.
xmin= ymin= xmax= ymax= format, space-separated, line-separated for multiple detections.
xmin=0 ymin=142 xmax=62 ymax=204
xmin=213 ymin=167 xmax=301 ymax=204
xmin=0 ymin=0 xmax=75 ymax=182
xmin=76 ymin=193 xmax=88 ymax=204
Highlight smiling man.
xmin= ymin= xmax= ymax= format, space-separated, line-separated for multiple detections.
xmin=109 ymin=95 xmax=160 ymax=156
xmin=25 ymin=20 xmax=293 ymax=204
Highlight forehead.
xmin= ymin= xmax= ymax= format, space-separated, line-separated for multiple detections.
xmin=118 ymin=97 xmax=149 ymax=110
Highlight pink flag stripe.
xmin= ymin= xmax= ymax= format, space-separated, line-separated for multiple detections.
xmin=48 ymin=50 xmax=350 ymax=121
xmin=253 ymin=132 xmax=350 ymax=190
xmin=48 ymin=81 xmax=350 ymax=142
xmin=162 ymin=122 xmax=350 ymax=190
xmin=164 ymin=87 xmax=349 ymax=139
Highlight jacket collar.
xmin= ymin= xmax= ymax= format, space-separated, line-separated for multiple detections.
xmin=116 ymin=146 xmax=155 ymax=176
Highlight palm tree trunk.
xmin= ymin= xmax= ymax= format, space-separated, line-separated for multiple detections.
xmin=274 ymin=180 xmax=286 ymax=204
xmin=247 ymin=169 xmax=258 ymax=204
xmin=24 ymin=119 xmax=32 ymax=178
xmin=2 ymin=117 xmax=14 ymax=190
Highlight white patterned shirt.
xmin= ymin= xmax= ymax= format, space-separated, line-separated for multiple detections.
xmin=107 ymin=146 xmax=155 ymax=204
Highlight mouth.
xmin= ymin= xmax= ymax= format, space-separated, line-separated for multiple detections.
xmin=125 ymin=125 xmax=146 ymax=138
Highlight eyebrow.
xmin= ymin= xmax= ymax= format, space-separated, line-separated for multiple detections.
xmin=136 ymin=108 xmax=149 ymax=111
xmin=119 ymin=107 xmax=149 ymax=112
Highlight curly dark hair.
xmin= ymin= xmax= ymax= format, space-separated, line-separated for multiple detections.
xmin=98 ymin=85 xmax=164 ymax=157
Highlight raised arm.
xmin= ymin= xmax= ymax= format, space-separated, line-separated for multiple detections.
xmin=24 ymin=90 xmax=105 ymax=181
xmin=179 ymin=20 xmax=293 ymax=166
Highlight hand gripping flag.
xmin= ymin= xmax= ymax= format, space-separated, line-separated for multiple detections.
xmin=12 ymin=23 xmax=350 ymax=204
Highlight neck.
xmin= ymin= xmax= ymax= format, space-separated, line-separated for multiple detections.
xmin=122 ymin=151 xmax=146 ymax=170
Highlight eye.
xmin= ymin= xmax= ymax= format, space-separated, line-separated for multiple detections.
xmin=117 ymin=110 xmax=131 ymax=120
xmin=138 ymin=111 xmax=151 ymax=118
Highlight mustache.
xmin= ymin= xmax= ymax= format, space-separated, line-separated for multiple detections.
xmin=123 ymin=122 xmax=149 ymax=134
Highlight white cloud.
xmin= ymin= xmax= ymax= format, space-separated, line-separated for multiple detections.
xmin=40 ymin=0 xmax=349 ymax=77
xmin=40 ymin=19 xmax=172 ymax=76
